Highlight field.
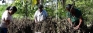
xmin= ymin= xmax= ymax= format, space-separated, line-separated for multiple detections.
xmin=7 ymin=17 xmax=93 ymax=33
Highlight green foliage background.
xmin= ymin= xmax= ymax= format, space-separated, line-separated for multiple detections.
xmin=0 ymin=0 xmax=93 ymax=25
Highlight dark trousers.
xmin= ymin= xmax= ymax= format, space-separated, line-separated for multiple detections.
xmin=0 ymin=27 xmax=7 ymax=33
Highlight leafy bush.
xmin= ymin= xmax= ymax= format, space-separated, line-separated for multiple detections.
xmin=0 ymin=5 xmax=8 ymax=18
xmin=9 ymin=0 xmax=93 ymax=26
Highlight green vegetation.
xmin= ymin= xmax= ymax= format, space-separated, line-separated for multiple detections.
xmin=0 ymin=0 xmax=93 ymax=25
xmin=0 ymin=5 xmax=7 ymax=18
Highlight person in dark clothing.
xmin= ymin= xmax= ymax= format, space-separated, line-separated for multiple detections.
xmin=66 ymin=4 xmax=87 ymax=33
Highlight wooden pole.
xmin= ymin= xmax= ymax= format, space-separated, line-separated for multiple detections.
xmin=56 ymin=0 xmax=58 ymax=20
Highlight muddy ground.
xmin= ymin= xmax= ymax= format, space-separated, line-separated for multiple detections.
xmin=7 ymin=17 xmax=93 ymax=33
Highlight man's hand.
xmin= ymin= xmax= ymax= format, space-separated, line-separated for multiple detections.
xmin=35 ymin=21 xmax=38 ymax=23
xmin=4 ymin=18 xmax=10 ymax=25
xmin=73 ymin=25 xmax=79 ymax=30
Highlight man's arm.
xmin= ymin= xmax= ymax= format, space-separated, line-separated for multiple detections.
xmin=77 ymin=16 xmax=82 ymax=27
xmin=45 ymin=12 xmax=48 ymax=19
xmin=4 ymin=18 xmax=10 ymax=25
xmin=34 ymin=11 xmax=38 ymax=23
xmin=67 ymin=18 xmax=72 ymax=26
xmin=73 ymin=16 xmax=82 ymax=30
xmin=34 ymin=17 xmax=38 ymax=23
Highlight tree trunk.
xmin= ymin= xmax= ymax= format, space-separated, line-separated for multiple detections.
xmin=61 ymin=0 xmax=66 ymax=8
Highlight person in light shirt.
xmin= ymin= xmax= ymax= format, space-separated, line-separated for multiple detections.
xmin=0 ymin=6 xmax=17 ymax=33
xmin=34 ymin=5 xmax=48 ymax=23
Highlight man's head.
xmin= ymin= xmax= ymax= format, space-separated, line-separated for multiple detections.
xmin=66 ymin=4 xmax=75 ymax=14
xmin=38 ymin=5 xmax=43 ymax=12
xmin=66 ymin=4 xmax=74 ymax=11
xmin=6 ymin=6 xmax=17 ymax=15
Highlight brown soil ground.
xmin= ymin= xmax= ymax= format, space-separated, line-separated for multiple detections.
xmin=7 ymin=17 xmax=93 ymax=33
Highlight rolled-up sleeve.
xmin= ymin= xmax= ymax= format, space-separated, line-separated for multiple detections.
xmin=66 ymin=12 xmax=71 ymax=18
